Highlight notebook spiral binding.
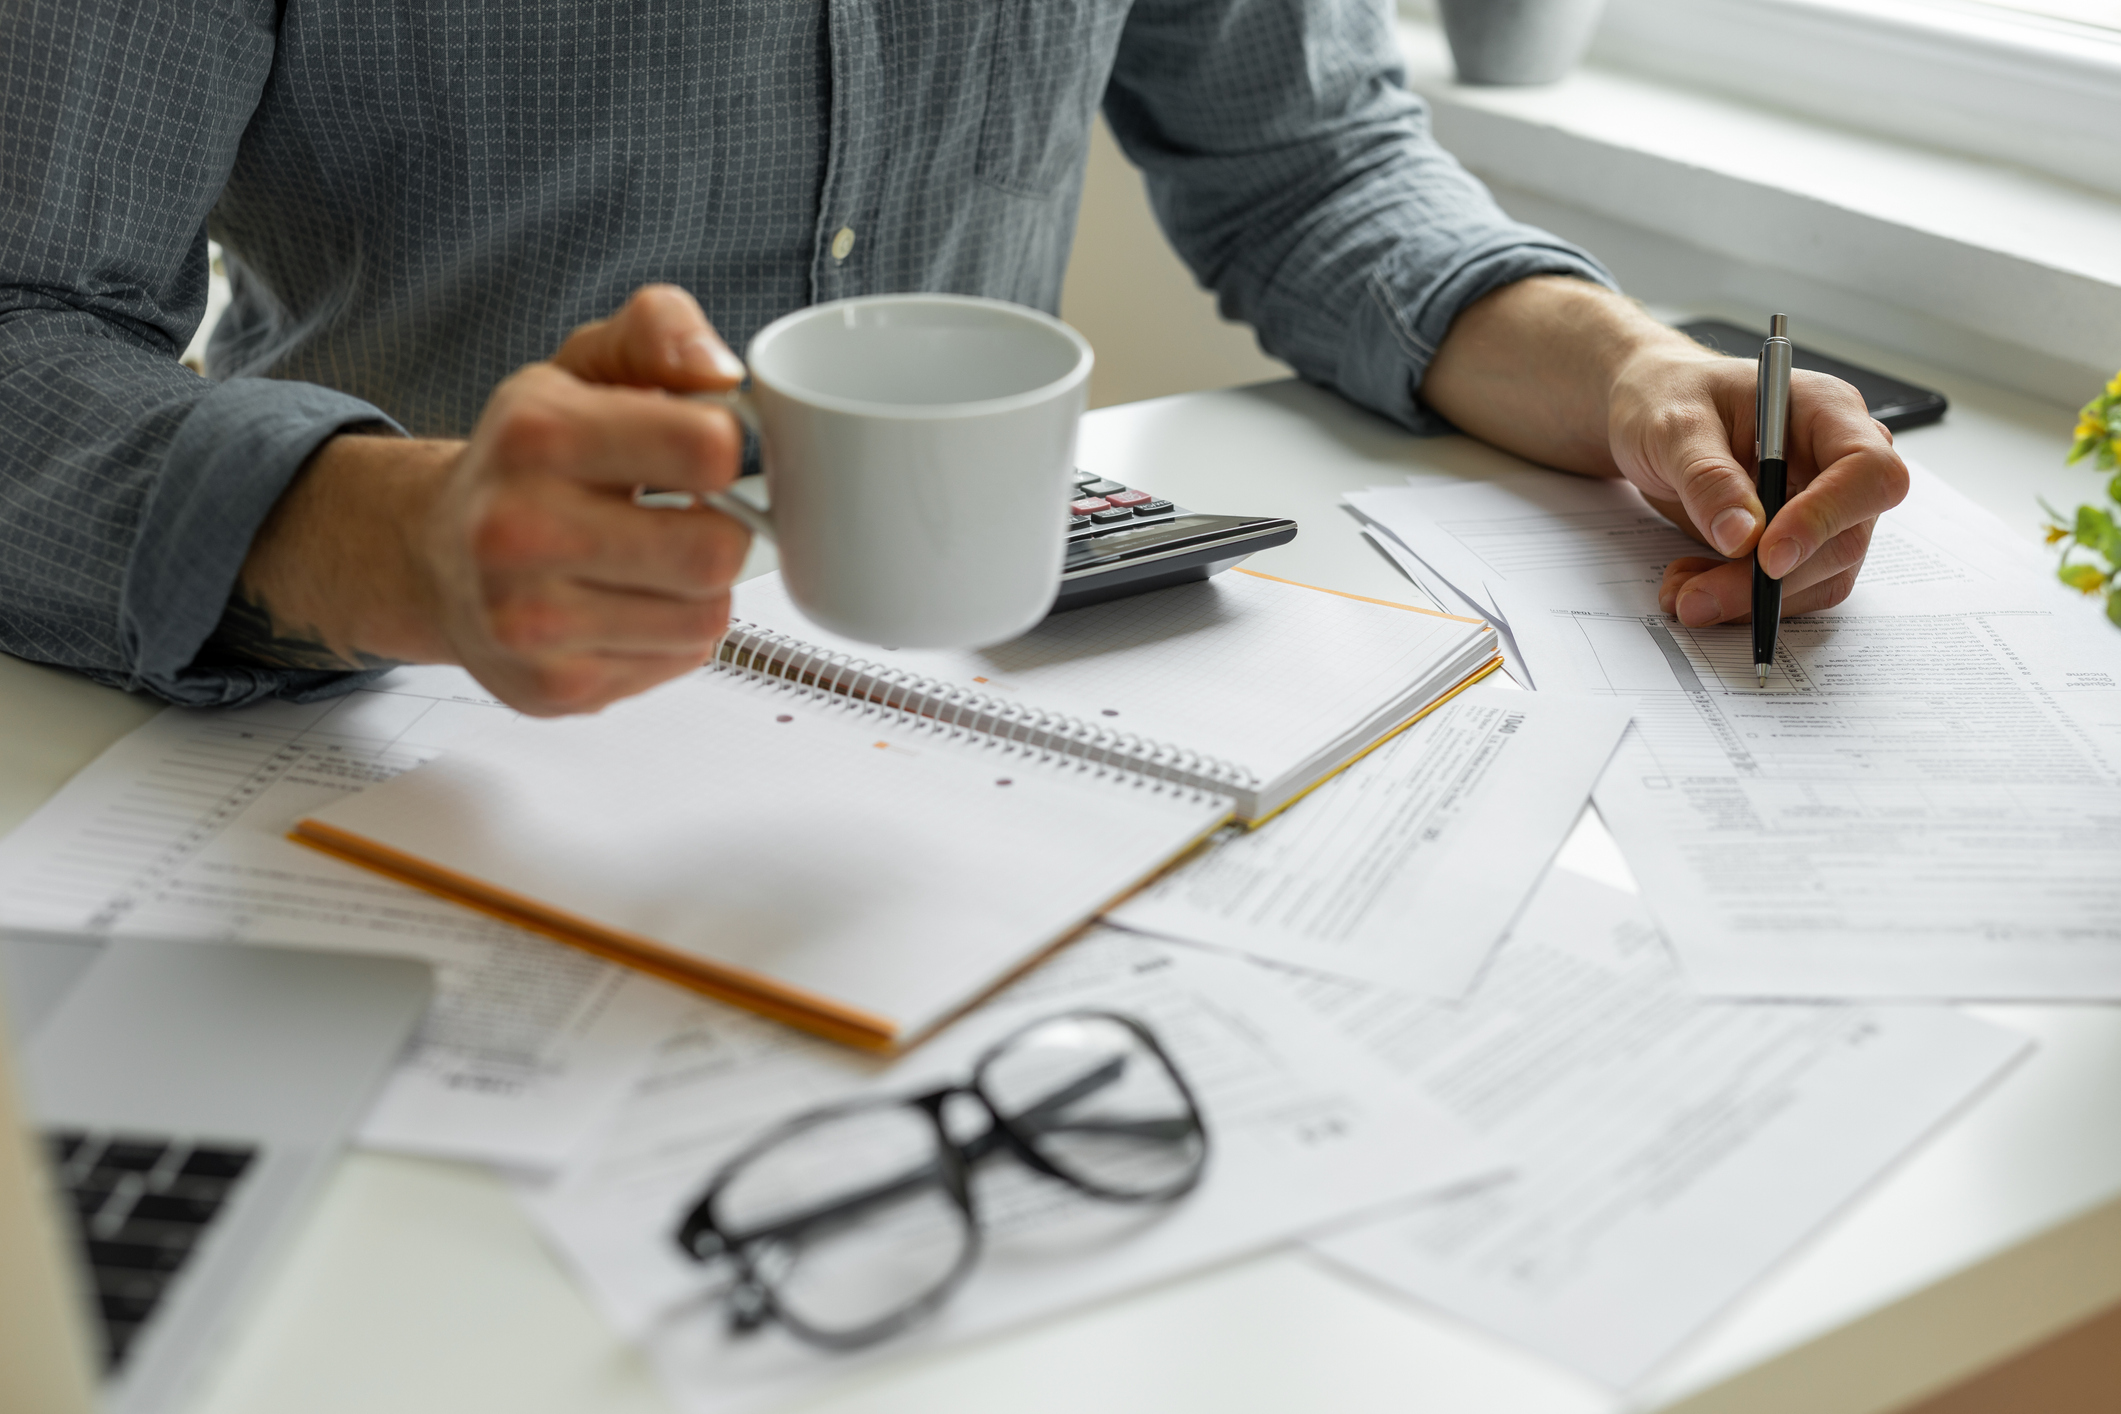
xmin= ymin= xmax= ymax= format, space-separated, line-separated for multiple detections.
xmin=711 ymin=621 xmax=1260 ymax=803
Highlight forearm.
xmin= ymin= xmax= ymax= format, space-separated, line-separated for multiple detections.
xmin=1107 ymin=0 xmax=1617 ymax=435
xmin=1420 ymin=276 xmax=1714 ymax=477
xmin=204 ymin=434 xmax=458 ymax=671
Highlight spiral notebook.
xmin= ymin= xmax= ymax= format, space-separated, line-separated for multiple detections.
xmin=292 ymin=571 xmax=1499 ymax=1049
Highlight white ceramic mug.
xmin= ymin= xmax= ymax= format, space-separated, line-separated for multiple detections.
xmin=683 ymin=294 xmax=1094 ymax=650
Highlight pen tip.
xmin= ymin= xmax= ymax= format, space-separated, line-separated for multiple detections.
xmin=1756 ymin=665 xmax=1769 ymax=687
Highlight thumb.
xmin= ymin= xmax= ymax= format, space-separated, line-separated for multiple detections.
xmin=552 ymin=284 xmax=746 ymax=392
xmin=1629 ymin=406 xmax=1766 ymax=560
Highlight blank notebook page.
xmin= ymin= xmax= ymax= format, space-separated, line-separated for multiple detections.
xmin=733 ymin=571 xmax=1484 ymax=786
xmin=300 ymin=669 xmax=1228 ymax=1039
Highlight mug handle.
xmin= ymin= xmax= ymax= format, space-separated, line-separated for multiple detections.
xmin=631 ymin=390 xmax=775 ymax=544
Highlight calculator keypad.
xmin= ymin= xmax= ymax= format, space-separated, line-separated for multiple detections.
xmin=1067 ymin=470 xmax=1177 ymax=540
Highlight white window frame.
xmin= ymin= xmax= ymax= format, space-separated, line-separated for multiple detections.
xmin=1588 ymin=0 xmax=2121 ymax=198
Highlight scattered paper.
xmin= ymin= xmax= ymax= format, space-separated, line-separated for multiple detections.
xmin=1355 ymin=521 xmax=1533 ymax=686
xmin=0 ymin=668 xmax=689 ymax=1169
xmin=1109 ymin=685 xmax=1630 ymax=996
xmin=1357 ymin=465 xmax=2121 ymax=998
xmin=1299 ymin=869 xmax=2033 ymax=1388
xmin=522 ymin=926 xmax=1504 ymax=1414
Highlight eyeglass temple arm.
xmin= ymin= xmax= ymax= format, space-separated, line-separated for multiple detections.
xmin=996 ymin=1056 xmax=1197 ymax=1143
xmin=692 ymin=1156 xmax=948 ymax=1259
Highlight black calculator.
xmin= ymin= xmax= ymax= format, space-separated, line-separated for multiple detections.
xmin=1054 ymin=469 xmax=1298 ymax=613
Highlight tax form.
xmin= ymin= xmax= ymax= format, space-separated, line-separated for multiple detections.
xmin=1301 ymin=869 xmax=2031 ymax=1389
xmin=0 ymin=667 xmax=690 ymax=1169
xmin=1109 ymin=685 xmax=1631 ymax=995
xmin=521 ymin=926 xmax=1502 ymax=1414
xmin=1357 ymin=465 xmax=2121 ymax=998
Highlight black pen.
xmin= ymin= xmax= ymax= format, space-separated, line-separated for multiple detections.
xmin=1751 ymin=314 xmax=1793 ymax=687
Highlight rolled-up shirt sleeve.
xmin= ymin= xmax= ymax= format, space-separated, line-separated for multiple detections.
xmin=1103 ymin=0 xmax=1618 ymax=434
xmin=0 ymin=0 xmax=393 ymax=707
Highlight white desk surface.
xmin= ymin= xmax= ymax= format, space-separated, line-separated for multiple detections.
xmin=4 ymin=366 xmax=2118 ymax=1414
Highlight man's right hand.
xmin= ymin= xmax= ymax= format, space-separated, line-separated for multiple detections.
xmin=211 ymin=286 xmax=755 ymax=716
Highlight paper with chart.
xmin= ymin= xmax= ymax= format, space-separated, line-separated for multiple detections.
xmin=1108 ymin=685 xmax=1630 ymax=996
xmin=521 ymin=926 xmax=1503 ymax=1414
xmin=1359 ymin=465 xmax=2121 ymax=998
xmin=0 ymin=667 xmax=691 ymax=1169
xmin=1296 ymin=869 xmax=2030 ymax=1389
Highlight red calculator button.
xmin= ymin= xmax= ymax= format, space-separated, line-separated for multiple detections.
xmin=1103 ymin=489 xmax=1152 ymax=508
xmin=1069 ymin=497 xmax=1111 ymax=515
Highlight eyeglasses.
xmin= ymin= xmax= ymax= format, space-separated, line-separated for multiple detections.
xmin=671 ymin=1010 xmax=1209 ymax=1350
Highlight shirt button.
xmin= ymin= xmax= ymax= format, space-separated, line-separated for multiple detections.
xmin=831 ymin=226 xmax=856 ymax=262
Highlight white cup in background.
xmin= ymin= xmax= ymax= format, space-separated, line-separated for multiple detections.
xmin=682 ymin=294 xmax=1094 ymax=650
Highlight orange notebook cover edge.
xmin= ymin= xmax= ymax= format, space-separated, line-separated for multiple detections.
xmin=288 ymin=819 xmax=901 ymax=1053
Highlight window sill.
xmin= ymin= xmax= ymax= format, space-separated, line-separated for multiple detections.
xmin=1395 ymin=17 xmax=2121 ymax=406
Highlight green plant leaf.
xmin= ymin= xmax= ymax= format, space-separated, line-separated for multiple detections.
xmin=2075 ymin=505 xmax=2113 ymax=542
xmin=2059 ymin=562 xmax=2109 ymax=594
xmin=2108 ymin=588 xmax=2121 ymax=628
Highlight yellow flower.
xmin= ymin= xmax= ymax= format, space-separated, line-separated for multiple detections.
xmin=2108 ymin=370 xmax=2121 ymax=397
xmin=2080 ymin=414 xmax=2106 ymax=441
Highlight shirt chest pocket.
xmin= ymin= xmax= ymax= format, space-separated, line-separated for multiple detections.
xmin=975 ymin=0 xmax=1134 ymax=198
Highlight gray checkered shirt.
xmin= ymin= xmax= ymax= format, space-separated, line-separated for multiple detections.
xmin=0 ymin=0 xmax=1610 ymax=706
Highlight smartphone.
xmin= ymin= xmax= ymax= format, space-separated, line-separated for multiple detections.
xmin=1677 ymin=319 xmax=1948 ymax=431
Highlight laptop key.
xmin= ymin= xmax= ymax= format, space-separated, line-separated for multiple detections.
xmin=97 ymin=1139 xmax=169 ymax=1172
xmin=88 ymin=1237 xmax=193 ymax=1273
xmin=131 ymin=1190 xmax=227 ymax=1226
xmin=181 ymin=1145 xmax=255 ymax=1181
xmin=98 ymin=1287 xmax=162 ymax=1325
xmin=94 ymin=1266 xmax=176 ymax=1307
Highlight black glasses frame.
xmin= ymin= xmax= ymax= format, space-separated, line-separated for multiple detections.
xmin=671 ymin=1009 xmax=1209 ymax=1350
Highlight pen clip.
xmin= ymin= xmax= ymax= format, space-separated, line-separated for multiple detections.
xmin=1757 ymin=314 xmax=1793 ymax=466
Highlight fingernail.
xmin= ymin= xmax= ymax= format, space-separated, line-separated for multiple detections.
xmin=1709 ymin=507 xmax=1755 ymax=558
xmin=1764 ymin=540 xmax=1802 ymax=579
xmin=1677 ymin=588 xmax=1718 ymax=626
xmin=683 ymin=335 xmax=746 ymax=382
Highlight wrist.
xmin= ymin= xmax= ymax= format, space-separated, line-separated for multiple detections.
xmin=1425 ymin=276 xmax=1708 ymax=476
xmin=214 ymin=433 xmax=462 ymax=670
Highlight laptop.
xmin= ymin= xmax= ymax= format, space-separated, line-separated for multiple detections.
xmin=0 ymin=931 xmax=430 ymax=1414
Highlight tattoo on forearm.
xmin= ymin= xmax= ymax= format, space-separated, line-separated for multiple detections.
xmin=201 ymin=583 xmax=402 ymax=672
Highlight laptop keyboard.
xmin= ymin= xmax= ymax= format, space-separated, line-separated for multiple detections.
xmin=42 ymin=1129 xmax=258 ymax=1372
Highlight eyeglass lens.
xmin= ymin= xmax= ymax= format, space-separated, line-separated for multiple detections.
xmin=712 ymin=1100 xmax=976 ymax=1342
xmin=981 ymin=1013 xmax=1204 ymax=1200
